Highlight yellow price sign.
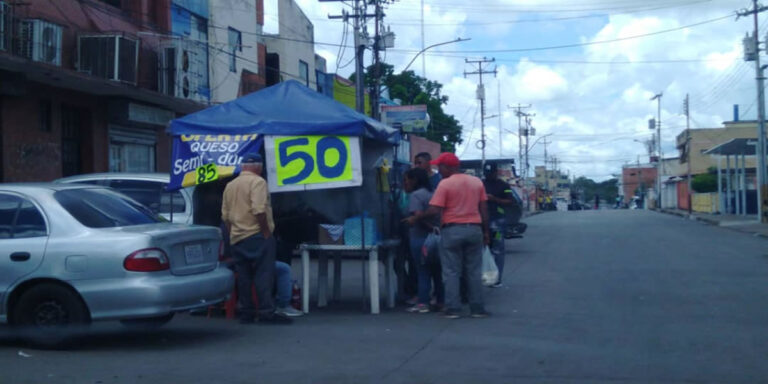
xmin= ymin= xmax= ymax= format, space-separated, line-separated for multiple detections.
xmin=274 ymin=136 xmax=353 ymax=186
xmin=195 ymin=163 xmax=219 ymax=185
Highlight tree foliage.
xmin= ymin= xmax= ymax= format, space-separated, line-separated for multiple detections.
xmin=692 ymin=174 xmax=718 ymax=193
xmin=572 ymin=177 xmax=619 ymax=202
xmin=350 ymin=63 xmax=463 ymax=152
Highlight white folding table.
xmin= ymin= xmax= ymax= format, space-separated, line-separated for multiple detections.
xmin=298 ymin=240 xmax=399 ymax=314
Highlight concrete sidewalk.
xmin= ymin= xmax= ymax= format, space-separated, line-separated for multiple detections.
xmin=659 ymin=208 xmax=768 ymax=238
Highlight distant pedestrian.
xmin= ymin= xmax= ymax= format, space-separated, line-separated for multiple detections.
xmin=402 ymin=168 xmax=443 ymax=313
xmin=483 ymin=163 xmax=514 ymax=288
xmin=594 ymin=194 xmax=600 ymax=210
xmin=414 ymin=152 xmax=442 ymax=190
xmin=222 ymin=153 xmax=292 ymax=325
xmin=416 ymin=152 xmax=491 ymax=319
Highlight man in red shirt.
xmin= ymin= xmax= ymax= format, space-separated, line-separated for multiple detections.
xmin=417 ymin=152 xmax=490 ymax=318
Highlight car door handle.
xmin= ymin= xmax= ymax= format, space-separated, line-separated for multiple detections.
xmin=10 ymin=252 xmax=31 ymax=262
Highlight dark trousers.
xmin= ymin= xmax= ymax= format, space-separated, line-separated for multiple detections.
xmin=231 ymin=234 xmax=276 ymax=319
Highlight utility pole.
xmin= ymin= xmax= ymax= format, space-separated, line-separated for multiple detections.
xmin=738 ymin=1 xmax=768 ymax=222
xmin=651 ymin=92 xmax=663 ymax=209
xmin=420 ymin=0 xmax=425 ymax=77
xmin=542 ymin=136 xmax=551 ymax=189
xmin=498 ymin=81 xmax=503 ymax=157
xmin=327 ymin=0 xmax=376 ymax=114
xmin=372 ymin=1 xmax=381 ymax=120
xmin=464 ymin=57 xmax=497 ymax=169
xmin=552 ymin=156 xmax=559 ymax=200
xmin=684 ymin=94 xmax=693 ymax=215
xmin=523 ymin=114 xmax=536 ymax=210
xmin=510 ymin=103 xmax=531 ymax=180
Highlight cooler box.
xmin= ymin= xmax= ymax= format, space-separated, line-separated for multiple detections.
xmin=343 ymin=216 xmax=377 ymax=246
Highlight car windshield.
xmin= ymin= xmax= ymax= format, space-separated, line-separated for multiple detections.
xmin=54 ymin=188 xmax=164 ymax=228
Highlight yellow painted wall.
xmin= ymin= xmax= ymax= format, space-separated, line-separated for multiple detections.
xmin=334 ymin=78 xmax=371 ymax=116
xmin=692 ymin=192 xmax=719 ymax=213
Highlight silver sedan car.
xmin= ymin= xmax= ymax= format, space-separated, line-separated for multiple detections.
xmin=0 ymin=183 xmax=233 ymax=335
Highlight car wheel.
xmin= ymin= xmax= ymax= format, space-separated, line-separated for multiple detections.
xmin=120 ymin=313 xmax=175 ymax=329
xmin=13 ymin=283 xmax=90 ymax=348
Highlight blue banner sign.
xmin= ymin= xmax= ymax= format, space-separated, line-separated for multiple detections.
xmin=169 ymin=133 xmax=263 ymax=190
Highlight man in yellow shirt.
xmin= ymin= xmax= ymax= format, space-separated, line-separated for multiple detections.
xmin=222 ymin=153 xmax=291 ymax=324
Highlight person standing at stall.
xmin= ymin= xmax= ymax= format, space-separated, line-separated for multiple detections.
xmin=483 ymin=163 xmax=514 ymax=288
xmin=222 ymin=153 xmax=292 ymax=325
xmin=403 ymin=168 xmax=443 ymax=313
xmin=414 ymin=152 xmax=490 ymax=319
xmin=414 ymin=152 xmax=442 ymax=190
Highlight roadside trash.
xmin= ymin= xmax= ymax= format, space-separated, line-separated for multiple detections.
xmin=17 ymin=351 xmax=32 ymax=358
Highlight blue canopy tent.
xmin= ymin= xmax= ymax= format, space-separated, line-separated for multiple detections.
xmin=170 ymin=80 xmax=397 ymax=140
xmin=167 ymin=80 xmax=400 ymax=247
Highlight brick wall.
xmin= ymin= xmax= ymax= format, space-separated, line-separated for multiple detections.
xmin=622 ymin=166 xmax=657 ymax=203
xmin=1 ymin=83 xmax=111 ymax=182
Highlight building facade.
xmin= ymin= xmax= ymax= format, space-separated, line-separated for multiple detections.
xmin=262 ymin=0 xmax=319 ymax=90
xmin=621 ymin=164 xmax=657 ymax=204
xmin=0 ymin=0 xmax=271 ymax=182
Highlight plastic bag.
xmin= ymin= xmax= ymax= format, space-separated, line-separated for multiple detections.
xmin=482 ymin=246 xmax=499 ymax=286
xmin=421 ymin=228 xmax=441 ymax=264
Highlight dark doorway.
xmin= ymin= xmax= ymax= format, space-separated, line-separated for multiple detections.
xmin=61 ymin=105 xmax=91 ymax=177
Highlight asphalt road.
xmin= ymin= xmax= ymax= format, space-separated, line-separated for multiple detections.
xmin=2 ymin=209 xmax=768 ymax=384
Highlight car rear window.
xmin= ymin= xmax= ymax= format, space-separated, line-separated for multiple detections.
xmin=54 ymin=188 xmax=164 ymax=228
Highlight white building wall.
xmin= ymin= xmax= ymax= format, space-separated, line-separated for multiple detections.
xmin=263 ymin=0 xmax=318 ymax=90
xmin=208 ymin=0 xmax=263 ymax=104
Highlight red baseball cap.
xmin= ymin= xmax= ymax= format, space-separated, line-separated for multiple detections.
xmin=430 ymin=152 xmax=460 ymax=167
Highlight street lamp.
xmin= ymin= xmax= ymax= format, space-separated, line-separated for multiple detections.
xmin=402 ymin=38 xmax=471 ymax=73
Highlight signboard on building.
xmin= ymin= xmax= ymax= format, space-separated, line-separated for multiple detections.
xmin=381 ymin=105 xmax=429 ymax=133
xmin=264 ymin=135 xmax=362 ymax=193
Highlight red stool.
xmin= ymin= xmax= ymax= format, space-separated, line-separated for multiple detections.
xmin=209 ymin=270 xmax=259 ymax=319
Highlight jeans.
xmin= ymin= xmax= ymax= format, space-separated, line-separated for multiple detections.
xmin=231 ymin=234 xmax=276 ymax=319
xmin=440 ymin=225 xmax=485 ymax=313
xmin=489 ymin=218 xmax=506 ymax=282
xmin=410 ymin=237 xmax=444 ymax=306
xmin=275 ymin=261 xmax=292 ymax=308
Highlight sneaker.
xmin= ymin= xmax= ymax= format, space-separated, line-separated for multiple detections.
xmin=258 ymin=312 xmax=293 ymax=324
xmin=276 ymin=306 xmax=304 ymax=317
xmin=443 ymin=310 xmax=461 ymax=319
xmin=490 ymin=282 xmax=503 ymax=288
xmin=406 ymin=304 xmax=430 ymax=313
xmin=470 ymin=310 xmax=490 ymax=318
xmin=430 ymin=303 xmax=445 ymax=313
xmin=405 ymin=296 xmax=419 ymax=306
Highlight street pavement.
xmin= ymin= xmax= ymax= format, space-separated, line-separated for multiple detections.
xmin=2 ymin=209 xmax=768 ymax=383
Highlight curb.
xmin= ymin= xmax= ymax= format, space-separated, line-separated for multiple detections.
xmin=657 ymin=209 xmax=768 ymax=239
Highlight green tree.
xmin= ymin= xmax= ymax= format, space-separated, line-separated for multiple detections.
xmin=692 ymin=174 xmax=718 ymax=193
xmin=350 ymin=63 xmax=464 ymax=152
xmin=572 ymin=176 xmax=618 ymax=202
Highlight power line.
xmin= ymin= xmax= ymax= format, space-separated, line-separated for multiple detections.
xmin=386 ymin=0 xmax=709 ymax=26
xmin=408 ymin=13 xmax=736 ymax=54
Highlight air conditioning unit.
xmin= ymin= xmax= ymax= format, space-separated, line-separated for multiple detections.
xmin=78 ymin=35 xmax=139 ymax=84
xmin=0 ymin=1 xmax=11 ymax=51
xmin=159 ymin=38 xmax=206 ymax=102
xmin=17 ymin=19 xmax=62 ymax=66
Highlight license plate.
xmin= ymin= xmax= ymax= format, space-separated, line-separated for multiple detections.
xmin=184 ymin=244 xmax=204 ymax=265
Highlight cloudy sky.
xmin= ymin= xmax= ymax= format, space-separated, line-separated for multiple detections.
xmin=265 ymin=0 xmax=756 ymax=180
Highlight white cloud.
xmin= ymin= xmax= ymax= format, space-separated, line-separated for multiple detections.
xmin=282 ymin=0 xmax=756 ymax=180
